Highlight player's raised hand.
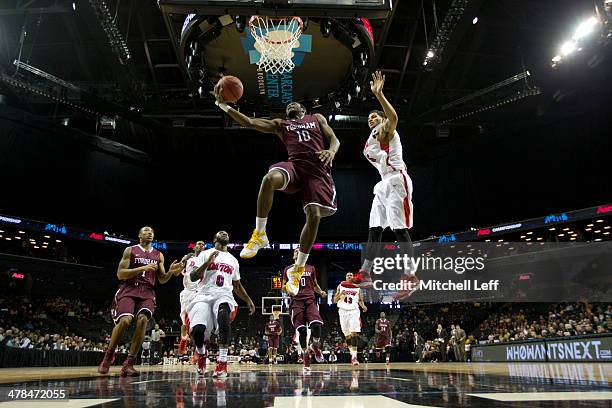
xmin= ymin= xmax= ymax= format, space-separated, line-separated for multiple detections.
xmin=370 ymin=70 xmax=385 ymax=96
xmin=319 ymin=289 xmax=327 ymax=298
xmin=207 ymin=250 xmax=219 ymax=264
xmin=169 ymin=260 xmax=183 ymax=276
xmin=316 ymin=149 xmax=335 ymax=167
xmin=211 ymin=83 xmax=226 ymax=104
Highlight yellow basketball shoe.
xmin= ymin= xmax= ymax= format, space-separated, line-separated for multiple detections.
xmin=283 ymin=264 xmax=305 ymax=296
xmin=240 ymin=229 xmax=269 ymax=259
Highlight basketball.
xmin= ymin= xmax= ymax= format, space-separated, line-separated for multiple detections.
xmin=217 ymin=75 xmax=243 ymax=103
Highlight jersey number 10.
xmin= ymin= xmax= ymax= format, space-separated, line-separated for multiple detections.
xmin=296 ymin=130 xmax=311 ymax=142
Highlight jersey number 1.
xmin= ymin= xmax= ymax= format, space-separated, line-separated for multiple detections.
xmin=296 ymin=130 xmax=311 ymax=142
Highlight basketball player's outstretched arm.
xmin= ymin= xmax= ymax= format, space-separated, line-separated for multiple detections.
xmin=370 ymin=70 xmax=398 ymax=142
xmin=313 ymin=113 xmax=340 ymax=167
xmin=213 ymin=86 xmax=282 ymax=136
xmin=116 ymin=247 xmax=157 ymax=280
xmin=232 ymin=280 xmax=256 ymax=315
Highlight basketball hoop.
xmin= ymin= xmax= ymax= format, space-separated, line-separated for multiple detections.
xmin=249 ymin=15 xmax=303 ymax=74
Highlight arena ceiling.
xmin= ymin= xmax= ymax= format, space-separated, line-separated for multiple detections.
xmin=0 ymin=0 xmax=605 ymax=125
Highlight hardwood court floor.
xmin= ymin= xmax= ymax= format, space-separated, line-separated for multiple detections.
xmin=0 ymin=362 xmax=610 ymax=407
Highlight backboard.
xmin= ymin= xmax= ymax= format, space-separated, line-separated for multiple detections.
xmin=159 ymin=0 xmax=382 ymax=112
xmin=158 ymin=0 xmax=392 ymax=19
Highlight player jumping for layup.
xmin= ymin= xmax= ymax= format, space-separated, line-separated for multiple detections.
xmin=282 ymin=248 xmax=327 ymax=374
xmin=375 ymin=311 xmax=393 ymax=366
xmin=98 ymin=226 xmax=182 ymax=376
xmin=334 ymin=272 xmax=367 ymax=365
xmin=357 ymin=71 xmax=417 ymax=298
xmin=188 ymin=231 xmax=255 ymax=377
xmin=213 ymin=87 xmax=340 ymax=297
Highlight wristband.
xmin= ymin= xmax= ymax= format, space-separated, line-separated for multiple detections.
xmin=215 ymin=100 xmax=230 ymax=113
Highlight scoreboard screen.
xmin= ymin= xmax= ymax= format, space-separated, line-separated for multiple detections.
xmin=271 ymin=276 xmax=282 ymax=290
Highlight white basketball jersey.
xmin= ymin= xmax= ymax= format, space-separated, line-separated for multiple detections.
xmin=337 ymin=283 xmax=360 ymax=311
xmin=193 ymin=249 xmax=240 ymax=298
xmin=363 ymin=124 xmax=406 ymax=178
xmin=182 ymin=255 xmax=202 ymax=291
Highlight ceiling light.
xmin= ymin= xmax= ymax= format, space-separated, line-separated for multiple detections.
xmin=44 ymin=235 xmax=50 ymax=238
xmin=520 ymin=235 xmax=526 ymax=239
xmin=563 ymin=228 xmax=570 ymax=231
xmin=14 ymin=236 xmax=21 ymax=240
xmin=537 ymin=237 xmax=543 ymax=241
xmin=426 ymin=50 xmax=435 ymax=58
xmin=552 ymin=55 xmax=562 ymax=62
xmin=573 ymin=17 xmax=599 ymax=40
xmin=5 ymin=237 xmax=12 ymax=240
xmin=526 ymin=238 xmax=531 ymax=241
xmin=587 ymin=224 xmax=594 ymax=227
xmin=585 ymin=228 xmax=592 ymax=231
xmin=558 ymin=233 xmax=565 ymax=237
xmin=604 ymin=232 xmax=610 ymax=235
xmin=527 ymin=231 xmax=533 ymax=235
xmin=560 ymin=41 xmax=577 ymax=56
xmin=56 ymin=239 xmax=62 ymax=243
xmin=570 ymin=237 xmax=576 ymax=241
xmin=472 ymin=17 xmax=478 ymax=25
xmin=594 ymin=230 xmax=601 ymax=233
xmin=18 ymin=231 xmax=25 ymax=234
xmin=549 ymin=227 xmax=556 ymax=231
xmin=498 ymin=239 xmax=504 ymax=242
xmin=594 ymin=238 xmax=602 ymax=241
xmin=596 ymin=219 xmax=604 ymax=223
xmin=33 ymin=245 xmax=39 ymax=248
xmin=604 ymin=226 xmax=610 ymax=229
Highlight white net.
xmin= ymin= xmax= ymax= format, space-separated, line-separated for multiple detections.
xmin=249 ymin=16 xmax=303 ymax=74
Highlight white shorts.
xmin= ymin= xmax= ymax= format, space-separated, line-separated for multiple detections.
xmin=339 ymin=308 xmax=361 ymax=336
xmin=179 ymin=289 xmax=196 ymax=325
xmin=369 ymin=171 xmax=413 ymax=230
xmin=187 ymin=293 xmax=237 ymax=340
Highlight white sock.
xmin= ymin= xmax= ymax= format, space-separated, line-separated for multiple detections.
xmin=296 ymin=251 xmax=309 ymax=267
xmin=256 ymin=217 xmax=267 ymax=234
xmin=218 ymin=348 xmax=228 ymax=362
xmin=361 ymin=259 xmax=373 ymax=272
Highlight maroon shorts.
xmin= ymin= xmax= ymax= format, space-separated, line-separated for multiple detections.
xmin=269 ymin=158 xmax=337 ymax=217
xmin=111 ymin=284 xmax=156 ymax=324
xmin=376 ymin=335 xmax=391 ymax=349
xmin=268 ymin=335 xmax=280 ymax=348
xmin=289 ymin=298 xmax=323 ymax=329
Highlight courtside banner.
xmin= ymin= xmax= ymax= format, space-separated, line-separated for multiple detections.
xmin=360 ymin=242 xmax=612 ymax=303
xmin=472 ymin=335 xmax=612 ymax=362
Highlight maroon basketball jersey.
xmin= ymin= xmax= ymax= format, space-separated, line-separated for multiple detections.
xmin=284 ymin=264 xmax=316 ymax=301
xmin=279 ymin=115 xmax=327 ymax=161
xmin=127 ymin=245 xmax=161 ymax=286
xmin=266 ymin=320 xmax=281 ymax=336
xmin=377 ymin=319 xmax=391 ymax=337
